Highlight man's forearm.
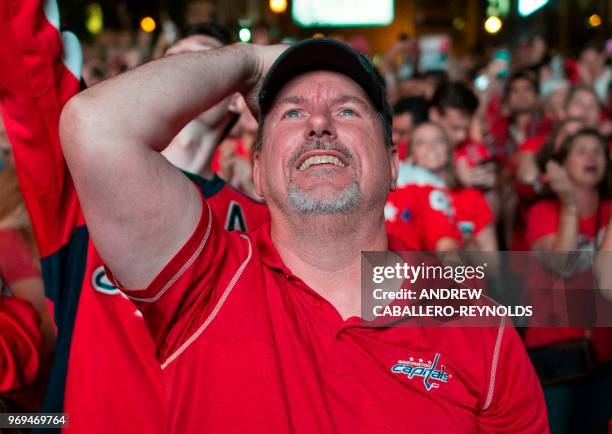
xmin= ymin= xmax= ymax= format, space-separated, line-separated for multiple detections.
xmin=57 ymin=43 xmax=261 ymax=289
xmin=70 ymin=43 xmax=257 ymax=153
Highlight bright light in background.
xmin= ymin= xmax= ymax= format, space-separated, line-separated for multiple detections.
xmin=269 ymin=0 xmax=287 ymax=14
xmin=85 ymin=3 xmax=103 ymax=35
xmin=484 ymin=16 xmax=502 ymax=34
xmin=588 ymin=14 xmax=602 ymax=28
xmin=518 ymin=0 xmax=549 ymax=17
xmin=140 ymin=16 xmax=156 ymax=33
xmin=293 ymin=0 xmax=394 ymax=27
xmin=239 ymin=28 xmax=252 ymax=42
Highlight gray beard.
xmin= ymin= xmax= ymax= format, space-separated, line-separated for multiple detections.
xmin=287 ymin=181 xmax=362 ymax=215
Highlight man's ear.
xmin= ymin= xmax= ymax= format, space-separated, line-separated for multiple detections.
xmin=253 ymin=151 xmax=264 ymax=198
xmin=388 ymin=144 xmax=399 ymax=191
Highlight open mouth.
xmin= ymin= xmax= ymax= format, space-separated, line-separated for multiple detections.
xmin=297 ymin=151 xmax=348 ymax=171
xmin=584 ymin=165 xmax=599 ymax=174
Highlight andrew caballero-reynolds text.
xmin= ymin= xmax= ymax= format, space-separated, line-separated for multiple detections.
xmin=369 ymin=262 xmax=533 ymax=319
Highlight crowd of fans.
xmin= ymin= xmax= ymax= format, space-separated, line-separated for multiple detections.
xmin=1 ymin=12 xmax=612 ymax=434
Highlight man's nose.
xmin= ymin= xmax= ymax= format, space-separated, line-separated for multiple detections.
xmin=305 ymin=111 xmax=337 ymax=140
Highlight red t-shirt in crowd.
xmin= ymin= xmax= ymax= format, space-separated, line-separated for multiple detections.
xmin=108 ymin=191 xmax=549 ymax=434
xmin=452 ymin=188 xmax=494 ymax=239
xmin=386 ymin=185 xmax=460 ymax=250
xmin=525 ymin=199 xmax=612 ymax=361
xmin=385 ymin=165 xmax=461 ymax=250
xmin=526 ymin=200 xmax=610 ymax=253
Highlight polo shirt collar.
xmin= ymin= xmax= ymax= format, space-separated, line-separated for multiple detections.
xmin=252 ymin=222 xmax=408 ymax=273
xmin=252 ymin=223 xmax=413 ymax=328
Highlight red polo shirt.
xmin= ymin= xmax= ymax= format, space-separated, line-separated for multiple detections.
xmin=110 ymin=192 xmax=548 ymax=433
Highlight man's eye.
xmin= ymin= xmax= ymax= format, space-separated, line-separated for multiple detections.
xmin=340 ymin=108 xmax=357 ymax=117
xmin=284 ymin=110 xmax=301 ymax=118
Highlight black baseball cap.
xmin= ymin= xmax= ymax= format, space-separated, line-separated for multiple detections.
xmin=258 ymin=38 xmax=392 ymax=145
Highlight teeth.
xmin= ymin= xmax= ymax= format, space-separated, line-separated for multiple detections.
xmin=299 ymin=155 xmax=346 ymax=171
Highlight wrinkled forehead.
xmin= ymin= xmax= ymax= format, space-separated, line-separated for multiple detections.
xmin=270 ymin=70 xmax=375 ymax=111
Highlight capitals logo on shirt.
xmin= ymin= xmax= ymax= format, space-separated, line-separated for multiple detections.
xmin=391 ymin=353 xmax=450 ymax=391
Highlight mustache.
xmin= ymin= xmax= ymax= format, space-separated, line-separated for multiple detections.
xmin=288 ymin=140 xmax=354 ymax=168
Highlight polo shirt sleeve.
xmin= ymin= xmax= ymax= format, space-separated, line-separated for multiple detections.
xmin=0 ymin=295 xmax=42 ymax=392
xmin=526 ymin=200 xmax=559 ymax=248
xmin=105 ymin=192 xmax=236 ymax=364
xmin=478 ymin=324 xmax=549 ymax=433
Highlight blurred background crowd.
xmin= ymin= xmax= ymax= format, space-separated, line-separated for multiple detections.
xmin=1 ymin=0 xmax=612 ymax=433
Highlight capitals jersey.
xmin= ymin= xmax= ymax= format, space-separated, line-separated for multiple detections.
xmin=385 ymin=164 xmax=460 ymax=250
xmin=0 ymin=1 xmax=269 ymax=432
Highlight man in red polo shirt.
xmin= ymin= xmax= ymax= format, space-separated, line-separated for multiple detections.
xmin=61 ymin=38 xmax=548 ymax=432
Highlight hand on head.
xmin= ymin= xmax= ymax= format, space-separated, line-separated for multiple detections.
xmin=242 ymin=44 xmax=289 ymax=118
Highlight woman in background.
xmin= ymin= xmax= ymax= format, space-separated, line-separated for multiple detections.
xmin=410 ymin=122 xmax=498 ymax=251
xmin=525 ymin=128 xmax=611 ymax=434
